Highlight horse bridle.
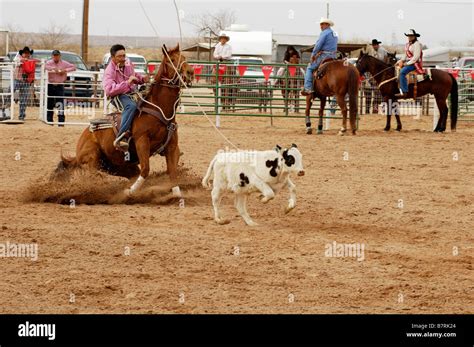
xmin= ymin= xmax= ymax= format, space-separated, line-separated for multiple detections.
xmin=159 ymin=53 xmax=188 ymax=88
xmin=137 ymin=50 xmax=190 ymax=122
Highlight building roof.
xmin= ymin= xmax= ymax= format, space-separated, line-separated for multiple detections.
xmin=219 ymin=30 xmax=273 ymax=56
xmin=273 ymin=34 xmax=316 ymax=46
xmin=395 ymin=46 xmax=474 ymax=62
xmin=301 ymin=43 xmax=367 ymax=55
xmin=182 ymin=43 xmax=213 ymax=52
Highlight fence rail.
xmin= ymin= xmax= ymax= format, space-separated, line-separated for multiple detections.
xmin=0 ymin=62 xmax=15 ymax=120
xmin=0 ymin=60 xmax=472 ymax=129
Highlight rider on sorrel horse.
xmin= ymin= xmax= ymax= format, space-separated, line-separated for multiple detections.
xmin=302 ymin=18 xmax=359 ymax=135
xmin=102 ymin=44 xmax=150 ymax=151
xmin=57 ymin=44 xmax=194 ymax=197
xmin=356 ymin=30 xmax=458 ymax=132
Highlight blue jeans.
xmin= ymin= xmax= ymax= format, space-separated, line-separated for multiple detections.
xmin=304 ymin=53 xmax=335 ymax=91
xmin=15 ymin=79 xmax=31 ymax=119
xmin=399 ymin=65 xmax=416 ymax=93
xmin=118 ymin=94 xmax=137 ymax=136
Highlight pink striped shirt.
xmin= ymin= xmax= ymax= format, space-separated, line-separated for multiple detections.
xmin=45 ymin=59 xmax=76 ymax=83
xmin=103 ymin=59 xmax=144 ymax=97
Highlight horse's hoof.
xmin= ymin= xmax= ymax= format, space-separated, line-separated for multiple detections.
xmin=124 ymin=189 xmax=132 ymax=197
xmin=352 ymin=130 xmax=357 ymax=135
xmin=306 ymin=127 xmax=312 ymax=135
xmin=172 ymin=186 xmax=182 ymax=198
xmin=395 ymin=128 xmax=401 ymax=132
xmin=216 ymin=218 xmax=230 ymax=225
xmin=383 ymin=128 xmax=390 ymax=132
xmin=338 ymin=128 xmax=346 ymax=136
xmin=245 ymin=220 xmax=259 ymax=226
xmin=317 ymin=129 xmax=323 ymax=135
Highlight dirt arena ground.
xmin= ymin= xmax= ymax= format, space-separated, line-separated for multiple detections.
xmin=0 ymin=111 xmax=473 ymax=314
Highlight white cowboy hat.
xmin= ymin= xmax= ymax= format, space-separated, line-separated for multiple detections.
xmin=217 ymin=32 xmax=230 ymax=41
xmin=319 ymin=17 xmax=334 ymax=26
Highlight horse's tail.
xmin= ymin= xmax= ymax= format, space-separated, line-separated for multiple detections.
xmin=348 ymin=67 xmax=359 ymax=127
xmin=55 ymin=149 xmax=78 ymax=173
xmin=49 ymin=150 xmax=78 ymax=181
xmin=202 ymin=155 xmax=217 ymax=189
xmin=449 ymin=73 xmax=458 ymax=131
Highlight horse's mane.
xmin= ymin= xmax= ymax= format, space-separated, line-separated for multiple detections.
xmin=154 ymin=44 xmax=181 ymax=84
xmin=145 ymin=45 xmax=183 ymax=100
xmin=362 ymin=53 xmax=392 ymax=69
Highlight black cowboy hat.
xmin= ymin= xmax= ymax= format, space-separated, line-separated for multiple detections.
xmin=19 ymin=46 xmax=34 ymax=55
xmin=371 ymin=39 xmax=382 ymax=45
xmin=404 ymin=29 xmax=420 ymax=37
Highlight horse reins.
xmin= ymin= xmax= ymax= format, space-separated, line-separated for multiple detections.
xmin=161 ymin=47 xmax=240 ymax=150
xmin=360 ymin=59 xmax=397 ymax=88
xmin=136 ymin=53 xmax=188 ymax=122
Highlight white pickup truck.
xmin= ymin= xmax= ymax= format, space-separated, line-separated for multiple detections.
xmin=100 ymin=53 xmax=147 ymax=76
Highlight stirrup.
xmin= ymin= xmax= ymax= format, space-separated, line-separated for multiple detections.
xmin=114 ymin=132 xmax=130 ymax=150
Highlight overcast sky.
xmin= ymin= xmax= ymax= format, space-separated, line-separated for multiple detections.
xmin=1 ymin=0 xmax=473 ymax=47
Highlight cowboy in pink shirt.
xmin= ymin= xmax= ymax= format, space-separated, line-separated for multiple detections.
xmin=103 ymin=44 xmax=149 ymax=150
xmin=45 ymin=50 xmax=76 ymax=83
xmin=44 ymin=50 xmax=76 ymax=125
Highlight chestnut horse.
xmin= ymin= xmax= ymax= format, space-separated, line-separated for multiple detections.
xmin=56 ymin=44 xmax=194 ymax=196
xmin=304 ymin=59 xmax=360 ymax=135
xmin=356 ymin=52 xmax=458 ymax=132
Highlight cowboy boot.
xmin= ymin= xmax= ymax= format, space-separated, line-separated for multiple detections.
xmin=113 ymin=132 xmax=130 ymax=151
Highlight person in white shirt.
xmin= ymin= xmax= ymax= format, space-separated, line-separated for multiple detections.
xmin=370 ymin=39 xmax=388 ymax=62
xmin=213 ymin=33 xmax=232 ymax=61
xmin=395 ymin=29 xmax=424 ymax=98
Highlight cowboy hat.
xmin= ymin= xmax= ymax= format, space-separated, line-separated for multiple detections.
xmin=19 ymin=46 xmax=34 ymax=55
xmin=404 ymin=29 xmax=420 ymax=37
xmin=371 ymin=39 xmax=382 ymax=45
xmin=217 ymin=32 xmax=230 ymax=41
xmin=319 ymin=17 xmax=334 ymax=26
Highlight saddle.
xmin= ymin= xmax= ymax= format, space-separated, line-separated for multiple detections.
xmin=315 ymin=58 xmax=335 ymax=79
xmin=89 ymin=113 xmax=121 ymax=136
xmin=397 ymin=68 xmax=432 ymax=99
xmin=89 ymin=93 xmax=177 ymax=157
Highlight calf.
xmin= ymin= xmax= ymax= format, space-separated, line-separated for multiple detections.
xmin=202 ymin=144 xmax=305 ymax=226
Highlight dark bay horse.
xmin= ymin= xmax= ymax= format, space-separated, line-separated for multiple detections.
xmin=57 ymin=44 xmax=194 ymax=196
xmin=356 ymin=52 xmax=458 ymax=132
xmin=304 ymin=60 xmax=360 ymax=135
xmin=276 ymin=55 xmax=304 ymax=112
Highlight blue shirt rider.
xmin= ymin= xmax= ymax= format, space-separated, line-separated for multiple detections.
xmin=302 ymin=17 xmax=338 ymax=95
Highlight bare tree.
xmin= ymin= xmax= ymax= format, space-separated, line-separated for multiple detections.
xmin=38 ymin=22 xmax=70 ymax=48
xmin=186 ymin=9 xmax=237 ymax=40
xmin=4 ymin=24 xmax=32 ymax=52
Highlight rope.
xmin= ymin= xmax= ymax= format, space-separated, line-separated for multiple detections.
xmin=162 ymin=48 xmax=239 ymax=150
xmin=135 ymin=89 xmax=179 ymax=122
xmin=137 ymin=0 xmax=240 ymax=150
xmin=138 ymin=0 xmax=160 ymax=38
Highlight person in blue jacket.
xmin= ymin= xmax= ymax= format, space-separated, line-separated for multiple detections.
xmin=301 ymin=17 xmax=338 ymax=95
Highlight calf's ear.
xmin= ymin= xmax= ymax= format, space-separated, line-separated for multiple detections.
xmin=291 ymin=143 xmax=298 ymax=148
xmin=274 ymin=144 xmax=282 ymax=152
